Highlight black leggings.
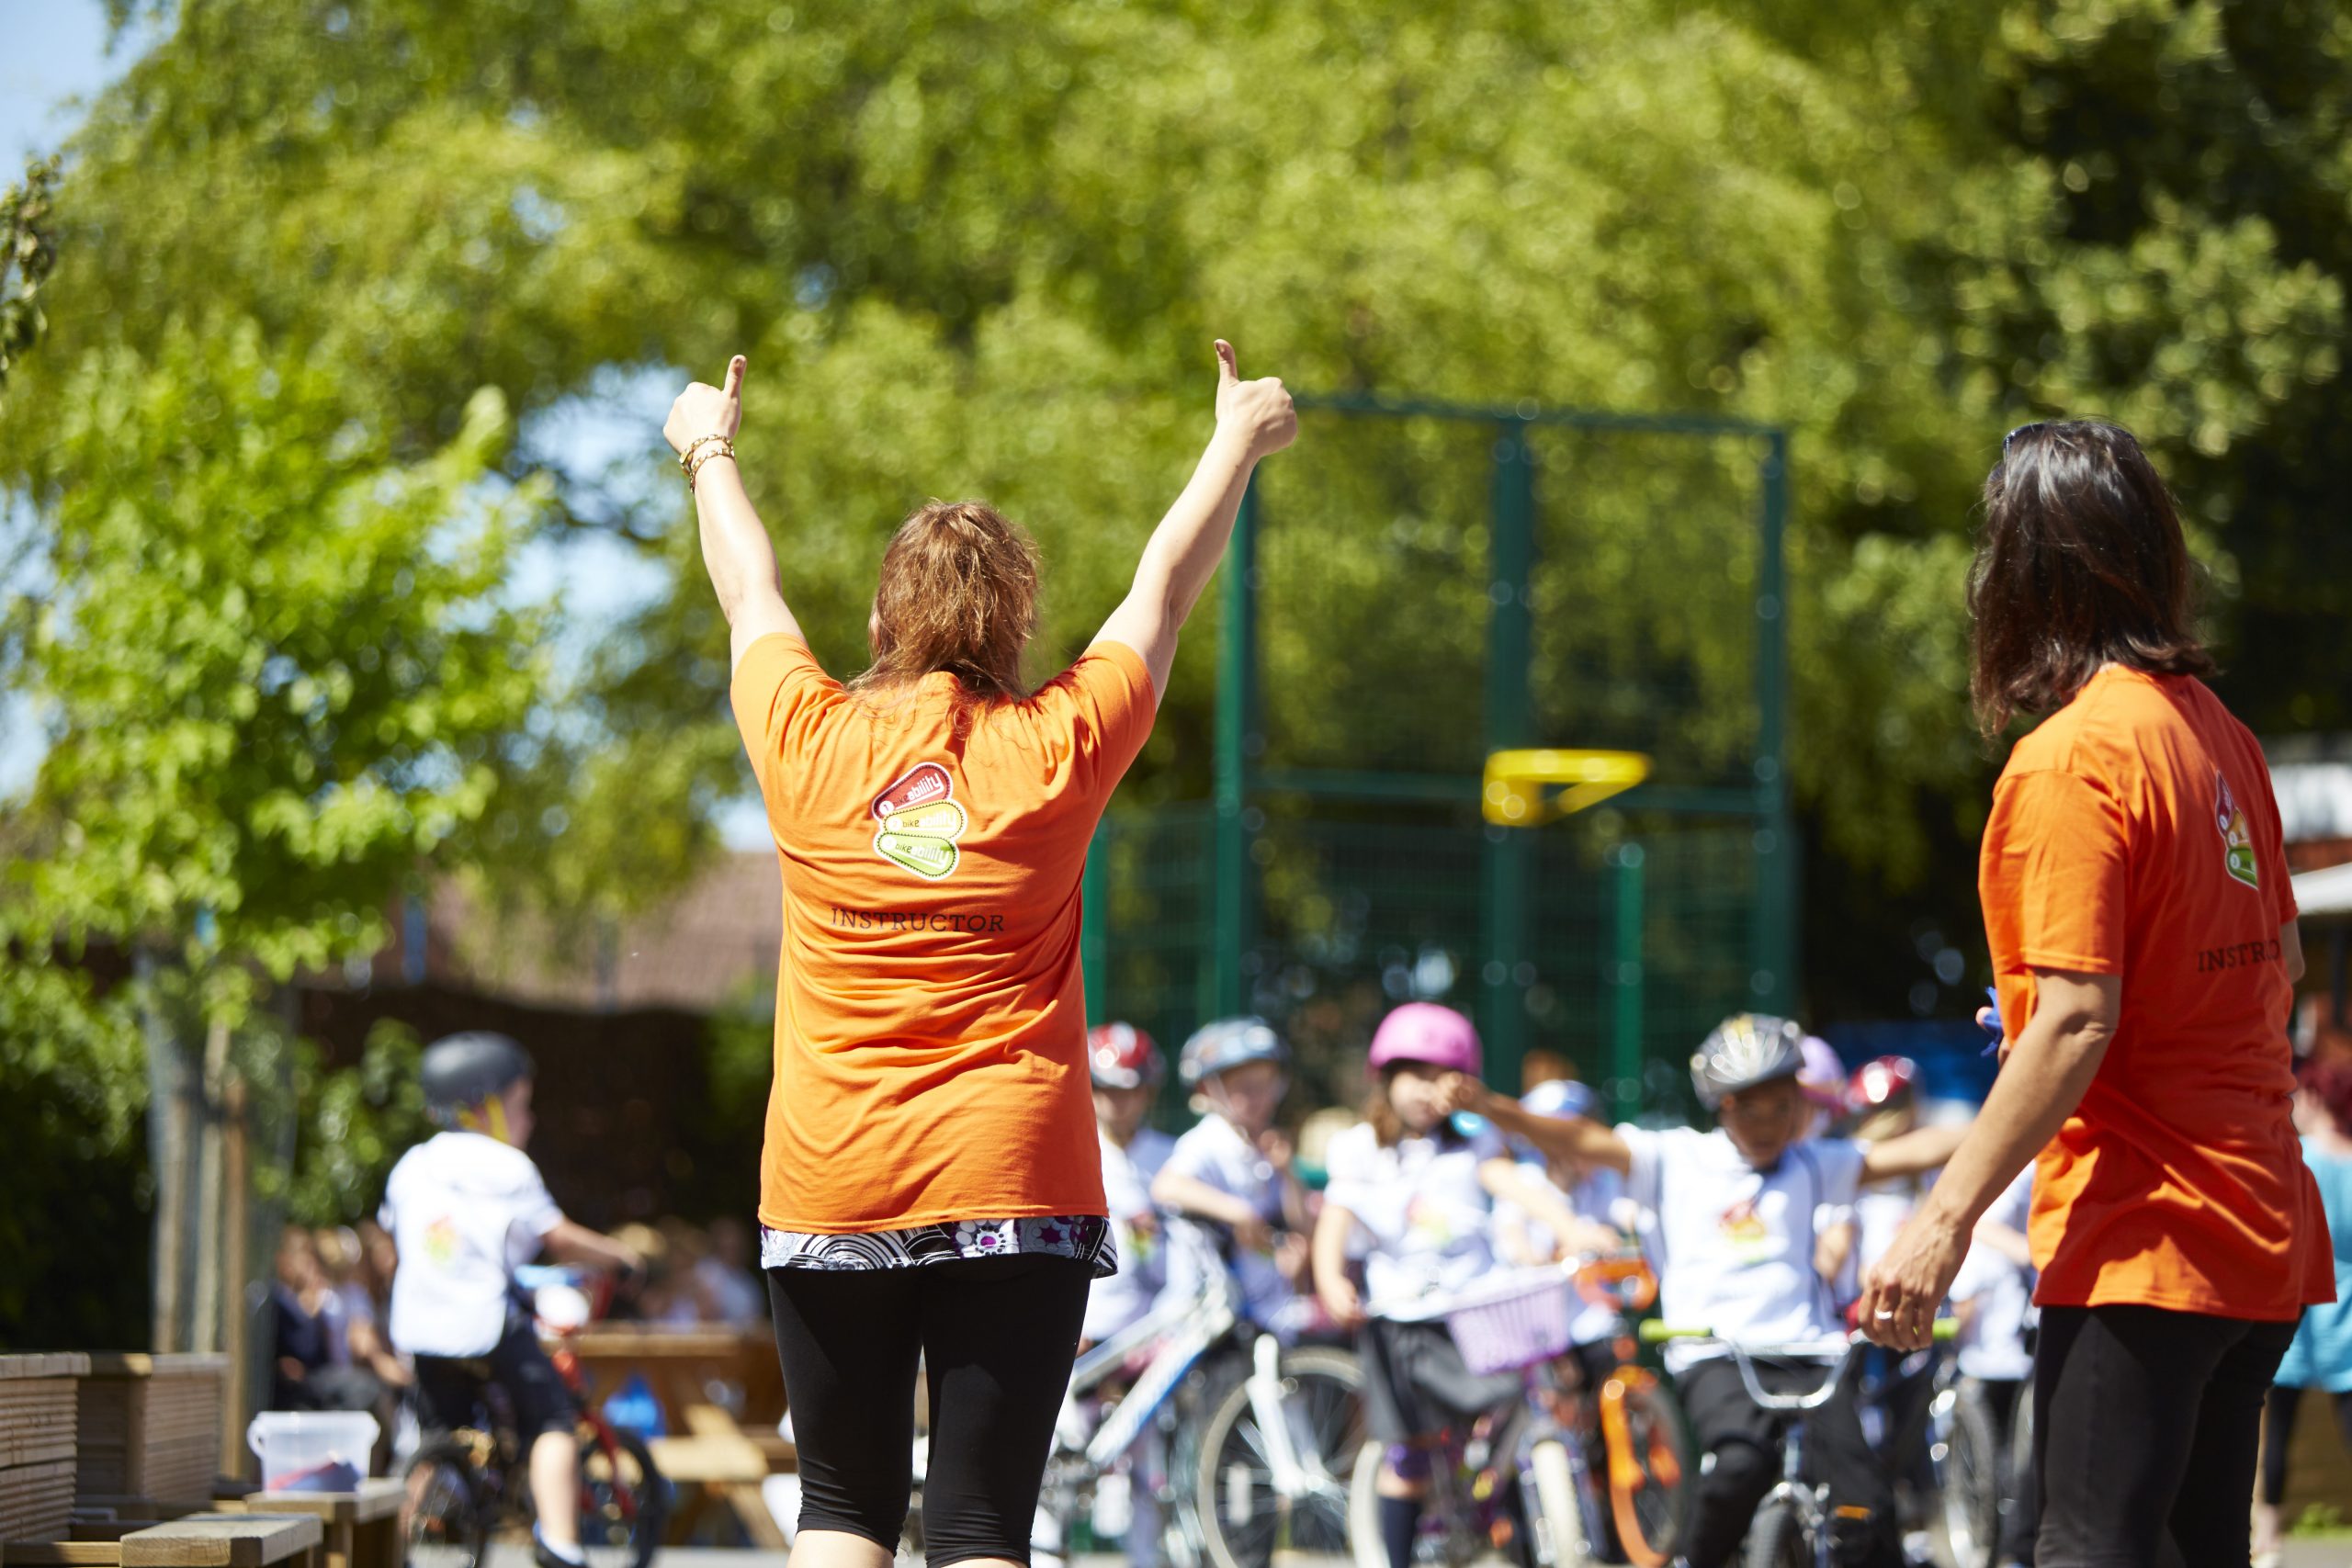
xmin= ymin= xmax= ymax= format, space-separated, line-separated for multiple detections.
xmin=2031 ymin=1304 xmax=2297 ymax=1568
xmin=2259 ymin=1382 xmax=2352 ymax=1507
xmin=766 ymin=1255 xmax=1091 ymax=1566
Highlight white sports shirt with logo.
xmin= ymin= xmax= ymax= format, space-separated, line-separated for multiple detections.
xmin=1084 ymin=1125 xmax=1177 ymax=1343
xmin=381 ymin=1131 xmax=564 ymax=1358
xmin=1322 ymin=1119 xmax=1508 ymax=1320
xmin=1619 ymin=1124 xmax=1865 ymax=1374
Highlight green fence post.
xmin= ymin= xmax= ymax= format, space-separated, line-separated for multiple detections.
xmin=1211 ymin=477 xmax=1261 ymax=1020
xmin=1751 ymin=432 xmax=1795 ymax=1015
xmin=1480 ymin=423 xmax=1535 ymax=1090
xmin=1081 ymin=822 xmax=1108 ymax=1024
xmin=1610 ymin=843 xmax=1646 ymax=1125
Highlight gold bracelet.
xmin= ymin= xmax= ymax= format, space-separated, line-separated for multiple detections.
xmin=684 ymin=438 xmax=737 ymax=490
xmin=676 ymin=433 xmax=729 ymax=478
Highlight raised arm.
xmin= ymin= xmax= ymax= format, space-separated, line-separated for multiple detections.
xmin=1095 ymin=340 xmax=1297 ymax=694
xmin=664 ymin=355 xmax=804 ymax=672
xmin=1437 ymin=1073 xmax=1633 ymax=1175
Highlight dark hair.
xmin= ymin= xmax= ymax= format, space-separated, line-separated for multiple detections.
xmin=853 ymin=500 xmax=1039 ymax=707
xmin=1968 ymin=421 xmax=2214 ymax=740
xmin=2301 ymin=1056 xmax=2352 ymax=1140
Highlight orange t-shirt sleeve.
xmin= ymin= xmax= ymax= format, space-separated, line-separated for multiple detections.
xmin=2250 ymin=762 xmax=2299 ymax=928
xmin=1983 ymin=768 xmax=2130 ymax=976
xmin=729 ymin=634 xmax=841 ymax=806
xmin=1054 ymin=641 xmax=1159 ymax=802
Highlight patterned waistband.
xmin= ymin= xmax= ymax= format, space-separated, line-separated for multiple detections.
xmin=760 ymin=1213 xmax=1118 ymax=1279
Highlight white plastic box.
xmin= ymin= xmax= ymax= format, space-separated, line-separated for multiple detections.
xmin=245 ymin=1411 xmax=379 ymax=1492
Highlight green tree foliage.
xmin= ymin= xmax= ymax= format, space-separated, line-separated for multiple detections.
xmin=0 ymin=157 xmax=62 ymax=405
xmin=2 ymin=320 xmax=541 ymax=1134
xmin=3 ymin=0 xmax=2342 ymax=1041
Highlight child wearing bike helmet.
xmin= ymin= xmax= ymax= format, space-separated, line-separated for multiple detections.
xmin=381 ymin=1032 xmax=641 ymax=1568
xmin=1312 ymin=1004 xmax=1591 ymax=1568
xmin=1153 ymin=1016 xmax=1313 ymax=1335
xmin=1084 ymin=1021 xmax=1178 ymax=1348
xmin=1078 ymin=1022 xmax=1179 ymax=1568
xmin=1442 ymin=1014 xmax=1968 ymax=1568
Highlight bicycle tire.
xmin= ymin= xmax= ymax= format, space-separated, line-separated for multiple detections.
xmin=403 ymin=1437 xmax=490 ymax=1568
xmin=1933 ymin=1383 xmax=2000 ymax=1568
xmin=1193 ymin=1345 xmax=1366 ymax=1568
xmin=1527 ymin=1438 xmax=1589 ymax=1568
xmin=1346 ymin=1441 xmax=1389 ymax=1568
xmin=1601 ymin=1371 xmax=1689 ymax=1568
xmin=577 ymin=1425 xmax=669 ymax=1568
xmin=1740 ymin=1497 xmax=1808 ymax=1568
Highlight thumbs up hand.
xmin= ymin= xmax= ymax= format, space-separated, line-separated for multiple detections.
xmin=1213 ymin=339 xmax=1296 ymax=458
xmin=663 ymin=355 xmax=747 ymax=457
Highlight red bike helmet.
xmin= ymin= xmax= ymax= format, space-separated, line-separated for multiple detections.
xmin=1088 ymin=1022 xmax=1165 ymax=1091
xmin=1846 ymin=1055 xmax=1919 ymax=1115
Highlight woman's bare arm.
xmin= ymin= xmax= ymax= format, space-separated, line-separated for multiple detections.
xmin=1095 ymin=341 xmax=1296 ymax=694
xmin=664 ymin=355 xmax=803 ymax=671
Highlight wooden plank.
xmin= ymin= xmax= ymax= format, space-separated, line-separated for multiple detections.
xmin=2 ymin=1542 xmax=123 ymax=1565
xmin=642 ymin=1435 xmax=766 ymax=1485
xmin=78 ymin=1360 xmax=227 ymax=1382
xmin=120 ymin=1517 xmax=320 ymax=1568
xmin=0 ymin=1359 xmax=91 ymax=1382
xmin=236 ymin=1482 xmax=397 ymax=1531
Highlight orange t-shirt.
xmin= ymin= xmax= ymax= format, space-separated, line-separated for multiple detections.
xmin=1980 ymin=665 xmax=2330 ymax=1320
xmin=729 ymin=634 xmax=1157 ymax=1233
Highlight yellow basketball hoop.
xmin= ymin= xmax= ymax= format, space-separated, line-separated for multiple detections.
xmin=1482 ymin=749 xmax=1652 ymax=827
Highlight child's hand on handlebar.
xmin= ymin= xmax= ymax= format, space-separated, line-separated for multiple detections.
xmin=1319 ymin=1276 xmax=1369 ymax=1331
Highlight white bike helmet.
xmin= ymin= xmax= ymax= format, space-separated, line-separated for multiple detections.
xmin=1690 ymin=1013 xmax=1806 ymax=1111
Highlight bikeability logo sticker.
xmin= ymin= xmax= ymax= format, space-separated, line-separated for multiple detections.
xmin=2215 ymin=770 xmax=2260 ymax=891
xmin=871 ymin=761 xmax=968 ymax=880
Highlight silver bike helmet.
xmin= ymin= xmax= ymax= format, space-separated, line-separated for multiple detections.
xmin=1690 ymin=1013 xmax=1805 ymax=1110
xmin=1178 ymin=1016 xmax=1290 ymax=1089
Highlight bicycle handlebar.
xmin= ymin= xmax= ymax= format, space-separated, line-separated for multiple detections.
xmin=1637 ymin=1320 xmax=1956 ymax=1412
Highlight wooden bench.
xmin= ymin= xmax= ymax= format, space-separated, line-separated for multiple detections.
xmin=121 ymin=1514 xmax=322 ymax=1568
xmin=649 ymin=1405 xmax=786 ymax=1550
xmin=6 ymin=1514 xmax=321 ymax=1568
xmin=232 ymin=1483 xmax=401 ymax=1568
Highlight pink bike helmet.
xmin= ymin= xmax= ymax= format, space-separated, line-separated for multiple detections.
xmin=1367 ymin=1003 xmax=1483 ymax=1077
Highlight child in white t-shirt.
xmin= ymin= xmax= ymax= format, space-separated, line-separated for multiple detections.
xmin=1312 ymin=1006 xmax=1589 ymax=1568
xmin=1493 ymin=1078 xmax=1637 ymax=1361
xmin=1078 ymin=1023 xmax=1179 ymax=1568
xmin=1153 ymin=1017 xmax=1313 ymax=1335
xmin=1448 ymin=1015 xmax=1967 ymax=1568
xmin=382 ymin=1033 xmax=640 ymax=1568
xmin=1949 ymin=1163 xmax=2038 ymax=1567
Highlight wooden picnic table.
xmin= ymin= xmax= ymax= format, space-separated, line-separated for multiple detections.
xmin=231 ymin=1482 xmax=401 ymax=1568
xmin=548 ymin=1324 xmax=783 ymax=1430
xmin=548 ymin=1325 xmax=789 ymax=1548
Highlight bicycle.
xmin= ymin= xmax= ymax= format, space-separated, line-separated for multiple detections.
xmin=906 ymin=1223 xmax=1367 ymax=1568
xmin=1345 ymin=1257 xmax=1691 ymax=1568
xmin=402 ymin=1268 xmax=669 ymax=1568
xmin=1641 ymin=1321 xmax=1956 ymax=1568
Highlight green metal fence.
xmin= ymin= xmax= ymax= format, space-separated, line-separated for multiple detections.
xmin=1084 ymin=395 xmax=1792 ymax=1124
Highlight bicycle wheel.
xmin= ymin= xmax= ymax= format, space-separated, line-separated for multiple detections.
xmin=1601 ymin=1372 xmax=1689 ymax=1568
xmin=1527 ymin=1438 xmax=1589 ymax=1568
xmin=1929 ymin=1383 xmax=2000 ymax=1568
xmin=403 ymin=1437 xmax=489 ymax=1568
xmin=577 ymin=1425 xmax=669 ymax=1568
xmin=1193 ymin=1346 xmax=1367 ymax=1568
xmin=1740 ymin=1497 xmax=1808 ymax=1568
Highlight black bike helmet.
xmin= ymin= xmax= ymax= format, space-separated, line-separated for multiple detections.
xmin=420 ymin=1032 xmax=535 ymax=1127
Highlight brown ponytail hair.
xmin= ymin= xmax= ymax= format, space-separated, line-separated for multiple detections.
xmin=853 ymin=500 xmax=1041 ymax=708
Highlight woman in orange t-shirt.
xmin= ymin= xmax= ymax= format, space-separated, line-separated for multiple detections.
xmin=1862 ymin=422 xmax=2330 ymax=1567
xmin=661 ymin=344 xmax=1295 ymax=1568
